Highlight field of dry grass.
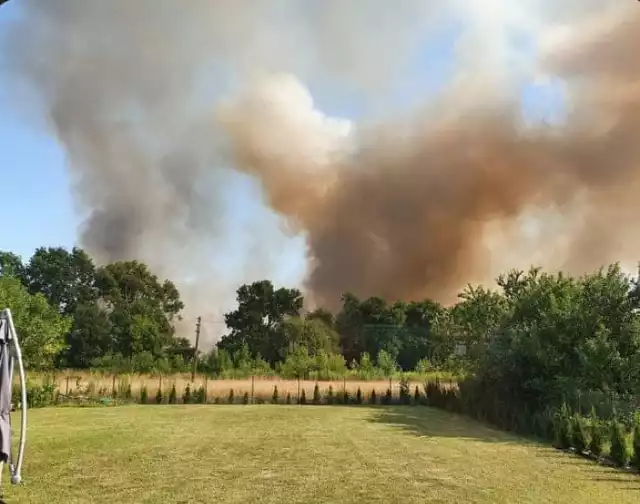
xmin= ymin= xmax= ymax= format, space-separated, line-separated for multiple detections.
xmin=28 ymin=371 xmax=456 ymax=403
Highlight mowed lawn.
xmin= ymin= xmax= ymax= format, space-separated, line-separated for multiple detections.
xmin=4 ymin=405 xmax=639 ymax=504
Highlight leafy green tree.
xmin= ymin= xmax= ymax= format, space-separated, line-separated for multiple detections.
xmin=62 ymin=303 xmax=112 ymax=368
xmin=94 ymin=260 xmax=184 ymax=359
xmin=24 ymin=247 xmax=97 ymax=315
xmin=0 ymin=276 xmax=70 ymax=368
xmin=279 ymin=345 xmax=312 ymax=379
xmin=279 ymin=316 xmax=340 ymax=356
xmin=218 ymin=280 xmax=303 ymax=364
xmin=376 ymin=349 xmax=397 ymax=377
xmin=0 ymin=251 xmax=25 ymax=279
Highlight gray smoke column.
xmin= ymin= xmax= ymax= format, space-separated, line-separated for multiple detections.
xmin=3 ymin=1 xmax=640 ymax=325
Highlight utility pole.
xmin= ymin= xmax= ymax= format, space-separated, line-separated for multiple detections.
xmin=191 ymin=316 xmax=201 ymax=382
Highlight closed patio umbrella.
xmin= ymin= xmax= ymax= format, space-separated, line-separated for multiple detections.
xmin=0 ymin=308 xmax=27 ymax=487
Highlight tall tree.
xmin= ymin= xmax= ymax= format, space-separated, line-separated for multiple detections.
xmin=0 ymin=251 xmax=25 ymax=279
xmin=94 ymin=260 xmax=184 ymax=359
xmin=25 ymin=246 xmax=97 ymax=315
xmin=218 ymin=280 xmax=303 ymax=364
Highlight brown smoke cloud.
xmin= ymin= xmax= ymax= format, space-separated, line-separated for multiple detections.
xmin=218 ymin=3 xmax=640 ymax=309
xmin=3 ymin=1 xmax=640 ymax=326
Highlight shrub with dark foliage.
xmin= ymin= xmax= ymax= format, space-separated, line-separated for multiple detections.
xmin=168 ymin=384 xmax=177 ymax=404
xmin=139 ymin=386 xmax=148 ymax=404
xmin=272 ymin=386 xmax=279 ymax=404
xmin=610 ymin=421 xmax=631 ymax=468
xmin=631 ymin=420 xmax=640 ymax=470
xmin=313 ymin=384 xmax=321 ymax=404
xmin=327 ymin=386 xmax=334 ymax=405
xmin=182 ymin=384 xmax=192 ymax=404
xmin=554 ymin=404 xmax=573 ymax=450
xmin=572 ymin=415 xmax=590 ymax=453
xmin=195 ymin=386 xmax=206 ymax=404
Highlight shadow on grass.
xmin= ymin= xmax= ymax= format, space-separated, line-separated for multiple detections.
xmin=367 ymin=405 xmax=520 ymax=444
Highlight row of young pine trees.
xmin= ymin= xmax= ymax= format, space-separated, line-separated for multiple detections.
xmin=137 ymin=382 xmax=412 ymax=407
xmin=554 ymin=403 xmax=640 ymax=470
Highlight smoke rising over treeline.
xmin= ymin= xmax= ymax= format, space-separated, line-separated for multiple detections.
xmin=2 ymin=1 xmax=640 ymax=334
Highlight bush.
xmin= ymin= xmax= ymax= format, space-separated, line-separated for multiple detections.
xmin=313 ymin=384 xmax=321 ymax=404
xmin=195 ymin=386 xmax=206 ymax=404
xmin=168 ymin=384 xmax=177 ymax=405
xmin=589 ymin=420 xmax=605 ymax=458
xmin=25 ymin=382 xmax=57 ymax=409
xmin=299 ymin=389 xmax=307 ymax=405
xmin=140 ymin=386 xmax=148 ymax=404
xmin=327 ymin=386 xmax=334 ymax=405
xmin=228 ymin=389 xmax=234 ymax=404
xmin=572 ymin=415 xmax=590 ymax=453
xmin=632 ymin=420 xmax=640 ymax=470
xmin=125 ymin=384 xmax=132 ymax=401
xmin=214 ymin=396 xmax=221 ymax=404
xmin=342 ymin=389 xmax=349 ymax=405
xmin=610 ymin=421 xmax=631 ymax=468
xmin=385 ymin=388 xmax=392 ymax=405
xmin=183 ymin=384 xmax=192 ymax=404
xmin=272 ymin=386 xmax=279 ymax=404
xmin=414 ymin=386 xmax=421 ymax=405
xmin=399 ymin=378 xmax=411 ymax=405
xmin=286 ymin=393 xmax=292 ymax=404
xmin=369 ymin=389 xmax=377 ymax=405
xmin=553 ymin=403 xmax=573 ymax=449
xmin=356 ymin=387 xmax=363 ymax=405
xmin=155 ymin=387 xmax=163 ymax=404
xmin=243 ymin=392 xmax=250 ymax=404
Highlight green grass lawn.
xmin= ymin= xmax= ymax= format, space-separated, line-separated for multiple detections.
xmin=4 ymin=405 xmax=639 ymax=503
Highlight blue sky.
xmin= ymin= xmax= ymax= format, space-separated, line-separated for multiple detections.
xmin=0 ymin=1 xmax=566 ymax=270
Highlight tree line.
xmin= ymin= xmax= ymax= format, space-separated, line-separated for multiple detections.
xmin=2 ymin=247 xmax=640 ymax=405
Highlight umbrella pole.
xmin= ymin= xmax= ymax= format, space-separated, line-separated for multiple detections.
xmin=3 ymin=309 xmax=26 ymax=485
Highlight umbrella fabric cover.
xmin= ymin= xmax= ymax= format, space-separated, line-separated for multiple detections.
xmin=0 ymin=320 xmax=11 ymax=464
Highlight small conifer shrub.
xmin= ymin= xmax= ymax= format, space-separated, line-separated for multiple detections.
xmin=327 ymin=386 xmax=334 ymax=405
xmin=168 ymin=384 xmax=177 ymax=405
xmin=183 ymin=384 xmax=192 ymax=404
xmin=140 ymin=386 xmax=148 ymax=405
xmin=631 ymin=420 xmax=640 ymax=470
xmin=610 ymin=421 xmax=631 ymax=468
